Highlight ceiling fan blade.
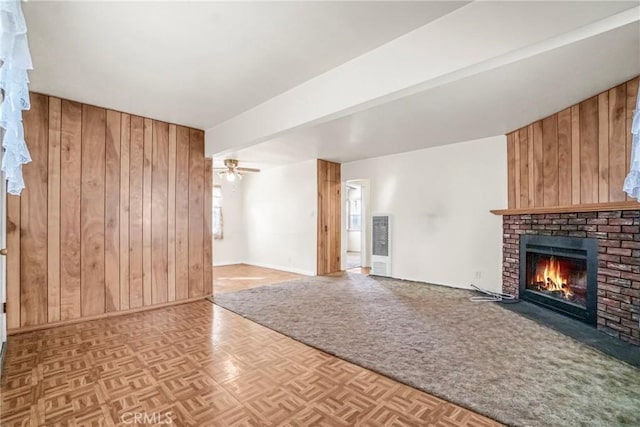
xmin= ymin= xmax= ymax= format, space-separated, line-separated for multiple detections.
xmin=236 ymin=167 xmax=260 ymax=173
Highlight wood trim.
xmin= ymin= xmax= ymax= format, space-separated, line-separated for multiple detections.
xmin=490 ymin=201 xmax=640 ymax=216
xmin=317 ymin=159 xmax=341 ymax=275
xmin=6 ymin=296 xmax=209 ymax=335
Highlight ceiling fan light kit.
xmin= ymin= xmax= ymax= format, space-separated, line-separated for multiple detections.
xmin=219 ymin=170 xmax=242 ymax=182
xmin=215 ymin=159 xmax=260 ymax=183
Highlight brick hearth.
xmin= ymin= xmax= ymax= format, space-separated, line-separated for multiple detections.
xmin=502 ymin=210 xmax=640 ymax=346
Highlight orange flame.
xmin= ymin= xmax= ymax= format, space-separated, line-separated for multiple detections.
xmin=534 ymin=257 xmax=573 ymax=299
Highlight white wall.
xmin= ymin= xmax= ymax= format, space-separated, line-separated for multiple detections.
xmin=342 ymin=136 xmax=507 ymax=292
xmin=347 ymin=232 xmax=361 ymax=252
xmin=242 ymin=160 xmax=318 ymax=276
xmin=212 ymin=179 xmax=246 ymax=266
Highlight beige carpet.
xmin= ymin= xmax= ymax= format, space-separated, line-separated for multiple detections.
xmin=213 ymin=273 xmax=640 ymax=427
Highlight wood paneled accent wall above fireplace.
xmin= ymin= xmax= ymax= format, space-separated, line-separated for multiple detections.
xmin=506 ymin=76 xmax=639 ymax=210
xmin=6 ymin=93 xmax=213 ymax=333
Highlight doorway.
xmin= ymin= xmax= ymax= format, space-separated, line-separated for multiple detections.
xmin=344 ymin=179 xmax=370 ymax=275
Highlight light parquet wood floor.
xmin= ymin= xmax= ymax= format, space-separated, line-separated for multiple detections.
xmin=213 ymin=264 xmax=303 ymax=294
xmin=1 ymin=266 xmax=502 ymax=426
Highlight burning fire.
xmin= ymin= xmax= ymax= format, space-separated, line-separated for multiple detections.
xmin=534 ymin=256 xmax=573 ymax=299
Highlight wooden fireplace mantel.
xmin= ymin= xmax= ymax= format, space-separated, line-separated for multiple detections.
xmin=490 ymin=201 xmax=640 ymax=216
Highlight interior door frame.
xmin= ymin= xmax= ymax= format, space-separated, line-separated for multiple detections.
xmin=342 ymin=178 xmax=371 ymax=271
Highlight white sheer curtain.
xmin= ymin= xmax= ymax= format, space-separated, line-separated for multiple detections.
xmin=623 ymin=88 xmax=640 ymax=200
xmin=0 ymin=0 xmax=32 ymax=195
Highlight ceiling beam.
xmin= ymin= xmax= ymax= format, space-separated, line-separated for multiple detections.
xmin=206 ymin=2 xmax=639 ymax=158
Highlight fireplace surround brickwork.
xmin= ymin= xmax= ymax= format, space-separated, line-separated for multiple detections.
xmin=502 ymin=210 xmax=640 ymax=346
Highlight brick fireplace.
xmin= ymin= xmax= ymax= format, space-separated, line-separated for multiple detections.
xmin=499 ymin=76 xmax=640 ymax=346
xmin=502 ymin=210 xmax=640 ymax=346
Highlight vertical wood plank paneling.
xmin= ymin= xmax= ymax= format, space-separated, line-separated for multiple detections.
xmin=168 ymin=124 xmax=177 ymax=302
xmin=6 ymin=195 xmax=20 ymax=329
xmin=81 ymin=105 xmax=106 ymax=317
xmin=120 ymin=114 xmax=131 ymax=310
xmin=129 ymin=116 xmax=144 ymax=309
xmin=151 ymin=121 xmax=169 ymax=304
xmin=598 ymin=92 xmax=610 ymax=202
xmin=47 ymin=97 xmax=61 ymax=322
xmin=142 ymin=118 xmax=153 ymax=305
xmin=626 ymin=78 xmax=639 ymax=201
xmin=21 ymin=93 xmax=48 ymax=327
xmin=188 ymin=129 xmax=204 ymax=298
xmin=506 ymin=77 xmax=638 ymax=209
xmin=105 ymin=110 xmax=121 ymax=312
xmin=175 ymin=127 xmax=190 ymax=301
xmin=7 ymin=91 xmax=211 ymax=331
xmin=571 ymin=105 xmax=581 ymax=205
xmin=579 ymin=97 xmax=599 ymax=204
xmin=518 ymin=128 xmax=529 ymax=208
xmin=532 ymin=121 xmax=544 ymax=207
xmin=506 ymin=133 xmax=515 ymax=209
xmin=317 ymin=160 xmax=341 ymax=275
xmin=60 ymin=100 xmax=82 ymax=321
xmin=607 ymin=83 xmax=624 ymax=202
xmin=514 ymin=131 xmax=521 ymax=208
xmin=542 ymin=115 xmax=559 ymax=207
xmin=527 ymin=125 xmax=534 ymax=206
xmin=203 ymin=159 xmax=213 ymax=296
xmin=557 ymin=108 xmax=572 ymax=206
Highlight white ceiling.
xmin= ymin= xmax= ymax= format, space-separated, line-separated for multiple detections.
xmin=24 ymin=1 xmax=467 ymax=129
xmin=23 ymin=1 xmax=640 ymax=171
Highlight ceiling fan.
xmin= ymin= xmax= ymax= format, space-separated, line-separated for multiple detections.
xmin=214 ymin=159 xmax=260 ymax=182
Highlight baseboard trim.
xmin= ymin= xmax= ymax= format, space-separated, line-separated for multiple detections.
xmin=7 ymin=296 xmax=210 ymax=336
xmin=244 ymin=262 xmax=315 ymax=276
xmin=213 ymin=261 xmax=245 ymax=267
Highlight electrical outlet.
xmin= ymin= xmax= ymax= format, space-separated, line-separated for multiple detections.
xmin=475 ymin=271 xmax=482 ymax=279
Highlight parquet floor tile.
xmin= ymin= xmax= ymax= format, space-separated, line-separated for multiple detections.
xmin=1 ymin=265 xmax=503 ymax=426
xmin=212 ymin=264 xmax=303 ymax=295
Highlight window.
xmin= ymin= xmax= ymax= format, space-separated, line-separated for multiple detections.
xmin=347 ymin=198 xmax=361 ymax=231
xmin=213 ymin=186 xmax=223 ymax=240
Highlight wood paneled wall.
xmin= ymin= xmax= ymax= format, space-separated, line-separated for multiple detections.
xmin=317 ymin=159 xmax=341 ymax=275
xmin=507 ymin=76 xmax=639 ymax=209
xmin=6 ymin=93 xmax=212 ymax=332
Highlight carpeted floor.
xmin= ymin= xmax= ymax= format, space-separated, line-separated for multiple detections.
xmin=212 ymin=273 xmax=640 ymax=427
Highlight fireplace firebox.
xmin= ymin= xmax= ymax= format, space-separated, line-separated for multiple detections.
xmin=519 ymin=235 xmax=598 ymax=325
